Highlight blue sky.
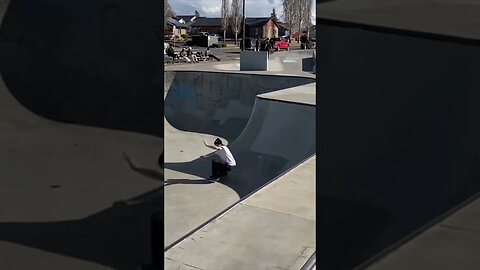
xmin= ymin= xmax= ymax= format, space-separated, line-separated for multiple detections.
xmin=168 ymin=0 xmax=315 ymax=23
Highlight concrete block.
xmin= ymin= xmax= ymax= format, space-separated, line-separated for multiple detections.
xmin=240 ymin=51 xmax=268 ymax=71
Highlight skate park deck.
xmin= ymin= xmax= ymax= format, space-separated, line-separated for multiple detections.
xmin=164 ymin=69 xmax=316 ymax=269
xmin=366 ymin=193 xmax=480 ymax=270
xmin=165 ymin=155 xmax=316 ymax=270
xmin=165 ymin=49 xmax=316 ymax=78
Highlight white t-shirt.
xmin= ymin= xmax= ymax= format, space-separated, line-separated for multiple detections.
xmin=216 ymin=146 xmax=236 ymax=166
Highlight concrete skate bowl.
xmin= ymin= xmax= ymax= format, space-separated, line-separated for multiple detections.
xmin=213 ymin=50 xmax=316 ymax=73
xmin=165 ymin=71 xmax=315 ymax=141
xmin=165 ymin=71 xmax=315 ymax=197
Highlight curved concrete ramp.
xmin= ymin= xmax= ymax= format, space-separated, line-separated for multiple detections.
xmin=164 ymin=71 xmax=314 ymax=141
xmin=227 ymin=97 xmax=316 ymax=195
xmin=166 ymin=95 xmax=315 ymax=198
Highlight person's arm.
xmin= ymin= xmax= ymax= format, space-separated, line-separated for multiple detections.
xmin=202 ymin=150 xmax=218 ymax=158
xmin=203 ymin=140 xmax=220 ymax=150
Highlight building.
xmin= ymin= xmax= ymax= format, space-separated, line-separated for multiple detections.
xmin=165 ymin=18 xmax=188 ymax=37
xmin=277 ymin=22 xmax=290 ymax=36
xmin=245 ymin=17 xmax=279 ymax=38
xmin=189 ymin=17 xmax=225 ymax=35
xmin=189 ymin=17 xmax=281 ymax=38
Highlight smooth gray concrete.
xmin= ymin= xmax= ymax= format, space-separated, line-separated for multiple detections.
xmin=164 ymin=72 xmax=315 ymax=253
xmin=240 ymin=51 xmax=268 ymax=71
xmin=0 ymin=0 xmax=164 ymax=268
xmin=221 ymin=50 xmax=315 ymax=74
xmin=317 ymin=0 xmax=480 ymax=40
xmin=164 ymin=119 xmax=238 ymax=248
xmin=165 ymin=157 xmax=316 ymax=270
xmin=316 ymin=10 xmax=480 ymax=270
xmin=258 ymin=82 xmax=316 ymax=106
xmin=164 ymin=71 xmax=314 ymax=141
xmin=368 ymin=196 xmax=480 ymax=270
xmin=165 ymin=50 xmax=316 ymax=77
xmin=0 ymin=241 xmax=115 ymax=270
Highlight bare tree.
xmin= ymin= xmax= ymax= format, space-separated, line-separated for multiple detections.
xmin=230 ymin=0 xmax=242 ymax=44
xmin=221 ymin=0 xmax=230 ymax=44
xmin=304 ymin=0 xmax=312 ymax=39
xmin=282 ymin=0 xmax=295 ymax=41
xmin=284 ymin=0 xmax=311 ymax=42
xmin=164 ymin=0 xmax=174 ymax=29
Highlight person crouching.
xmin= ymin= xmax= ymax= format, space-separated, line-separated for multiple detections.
xmin=202 ymin=138 xmax=236 ymax=181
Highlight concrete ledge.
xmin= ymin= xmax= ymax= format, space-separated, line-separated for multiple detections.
xmin=240 ymin=51 xmax=268 ymax=71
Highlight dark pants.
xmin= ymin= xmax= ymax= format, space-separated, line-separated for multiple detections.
xmin=212 ymin=160 xmax=231 ymax=177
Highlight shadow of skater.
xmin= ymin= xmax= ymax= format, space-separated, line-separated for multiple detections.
xmin=123 ymin=152 xmax=164 ymax=182
xmin=164 ymin=179 xmax=214 ymax=187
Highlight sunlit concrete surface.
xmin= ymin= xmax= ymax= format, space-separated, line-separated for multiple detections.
xmin=164 ymin=64 xmax=316 ymax=268
xmin=165 ymin=156 xmax=316 ymax=270
xmin=367 ymin=195 xmax=480 ymax=270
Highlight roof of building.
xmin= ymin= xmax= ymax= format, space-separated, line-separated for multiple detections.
xmin=166 ymin=18 xmax=189 ymax=29
xmin=245 ymin=17 xmax=273 ymax=27
xmin=190 ymin=17 xmax=222 ymax=27
xmin=191 ymin=17 xmax=279 ymax=28
xmin=175 ymin=15 xmax=197 ymax=22
xmin=316 ymin=0 xmax=480 ymax=42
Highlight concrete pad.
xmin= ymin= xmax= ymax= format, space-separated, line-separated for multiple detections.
xmin=258 ymin=82 xmax=316 ymax=105
xmin=240 ymin=51 xmax=268 ymax=71
xmin=367 ymin=196 xmax=480 ymax=270
xmin=368 ymin=223 xmax=480 ymax=270
xmin=164 ymin=71 xmax=316 ymax=251
xmin=0 ymin=241 xmax=114 ymax=270
xmin=441 ymin=198 xmax=480 ymax=230
xmin=164 ymin=170 xmax=238 ymax=247
xmin=245 ymin=156 xmax=316 ymax=221
xmin=164 ymin=257 xmax=201 ymax=270
xmin=165 ymin=203 xmax=315 ymax=270
xmin=166 ymin=50 xmax=316 ymax=77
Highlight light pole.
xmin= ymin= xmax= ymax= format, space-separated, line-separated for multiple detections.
xmin=242 ymin=0 xmax=245 ymax=51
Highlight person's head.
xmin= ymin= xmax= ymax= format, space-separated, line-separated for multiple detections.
xmin=214 ymin=138 xmax=223 ymax=146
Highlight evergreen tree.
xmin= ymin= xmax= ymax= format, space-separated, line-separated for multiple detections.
xmin=270 ymin=8 xmax=278 ymax=22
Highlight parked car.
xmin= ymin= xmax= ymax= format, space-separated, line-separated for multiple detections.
xmin=272 ymin=37 xmax=290 ymax=51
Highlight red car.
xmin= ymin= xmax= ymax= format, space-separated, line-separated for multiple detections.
xmin=272 ymin=37 xmax=290 ymax=51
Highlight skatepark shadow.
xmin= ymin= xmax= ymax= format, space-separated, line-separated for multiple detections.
xmin=165 ymin=152 xmax=288 ymax=198
xmin=164 ymin=179 xmax=213 ymax=187
xmin=123 ymin=153 xmax=164 ymax=182
xmin=0 ymin=189 xmax=163 ymax=270
xmin=316 ymin=196 xmax=392 ymax=270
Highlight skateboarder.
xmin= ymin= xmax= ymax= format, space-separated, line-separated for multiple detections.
xmin=202 ymin=138 xmax=236 ymax=181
